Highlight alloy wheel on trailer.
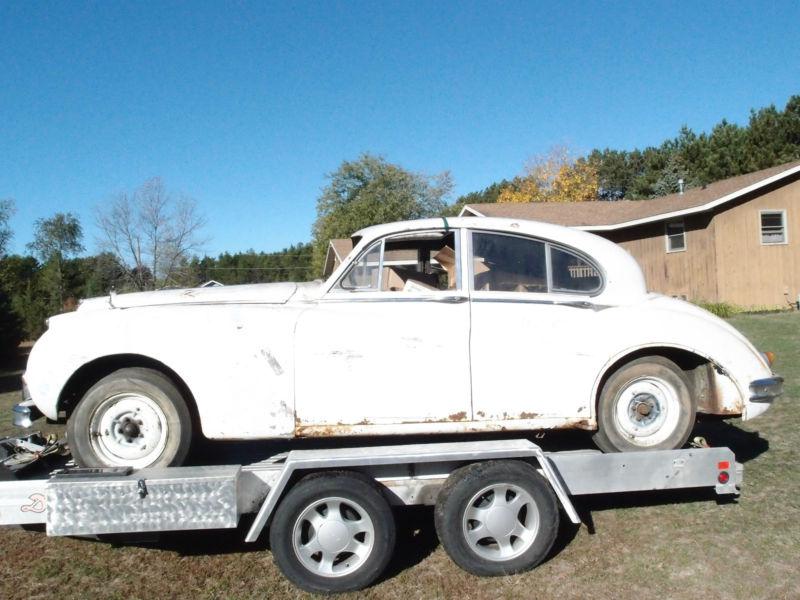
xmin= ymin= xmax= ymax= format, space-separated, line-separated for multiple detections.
xmin=292 ymin=496 xmax=376 ymax=577
xmin=269 ymin=471 xmax=396 ymax=594
xmin=435 ymin=460 xmax=559 ymax=577
xmin=461 ymin=483 xmax=541 ymax=562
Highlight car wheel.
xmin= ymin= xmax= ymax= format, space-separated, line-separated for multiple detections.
xmin=269 ymin=471 xmax=396 ymax=594
xmin=434 ymin=460 xmax=559 ymax=577
xmin=67 ymin=367 xmax=192 ymax=469
xmin=593 ymin=356 xmax=695 ymax=452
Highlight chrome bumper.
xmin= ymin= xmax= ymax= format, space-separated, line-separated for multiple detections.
xmin=749 ymin=377 xmax=784 ymax=403
xmin=13 ymin=381 xmax=42 ymax=428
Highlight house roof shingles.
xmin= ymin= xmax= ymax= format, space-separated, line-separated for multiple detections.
xmin=464 ymin=160 xmax=800 ymax=230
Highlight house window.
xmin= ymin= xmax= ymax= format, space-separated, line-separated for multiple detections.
xmin=665 ymin=221 xmax=686 ymax=253
xmin=760 ymin=210 xmax=787 ymax=245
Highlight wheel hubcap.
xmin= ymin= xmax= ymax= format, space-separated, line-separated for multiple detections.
xmin=462 ymin=483 xmax=540 ymax=561
xmin=614 ymin=377 xmax=681 ymax=446
xmin=88 ymin=393 xmax=169 ymax=468
xmin=292 ymin=497 xmax=375 ymax=578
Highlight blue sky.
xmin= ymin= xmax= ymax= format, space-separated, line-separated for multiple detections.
xmin=2 ymin=0 xmax=799 ymax=256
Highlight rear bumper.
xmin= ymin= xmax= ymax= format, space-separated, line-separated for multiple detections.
xmin=749 ymin=376 xmax=784 ymax=403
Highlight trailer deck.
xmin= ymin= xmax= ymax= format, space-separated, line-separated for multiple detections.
xmin=0 ymin=437 xmax=742 ymax=593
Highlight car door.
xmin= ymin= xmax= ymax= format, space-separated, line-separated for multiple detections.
xmin=468 ymin=229 xmax=605 ymax=425
xmin=293 ymin=230 xmax=472 ymax=431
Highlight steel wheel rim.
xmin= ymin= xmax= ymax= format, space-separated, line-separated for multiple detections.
xmin=88 ymin=393 xmax=169 ymax=467
xmin=614 ymin=376 xmax=681 ymax=446
xmin=292 ymin=496 xmax=375 ymax=578
xmin=462 ymin=483 xmax=540 ymax=561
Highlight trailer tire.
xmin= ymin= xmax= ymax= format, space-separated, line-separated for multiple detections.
xmin=435 ymin=460 xmax=559 ymax=577
xmin=67 ymin=368 xmax=192 ymax=469
xmin=594 ymin=356 xmax=695 ymax=452
xmin=269 ymin=471 xmax=396 ymax=594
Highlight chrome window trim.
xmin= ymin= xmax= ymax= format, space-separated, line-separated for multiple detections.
xmin=338 ymin=239 xmax=385 ymax=291
xmin=331 ymin=229 xmax=462 ymax=295
xmin=467 ymin=229 xmax=606 ymax=298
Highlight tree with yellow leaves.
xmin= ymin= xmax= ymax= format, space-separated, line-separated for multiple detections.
xmin=498 ymin=146 xmax=599 ymax=203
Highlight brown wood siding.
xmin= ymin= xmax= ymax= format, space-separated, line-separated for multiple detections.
xmin=712 ymin=176 xmax=800 ymax=308
xmin=601 ymin=213 xmax=718 ymax=301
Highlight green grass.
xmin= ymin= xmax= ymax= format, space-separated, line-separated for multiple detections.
xmin=1 ymin=314 xmax=799 ymax=599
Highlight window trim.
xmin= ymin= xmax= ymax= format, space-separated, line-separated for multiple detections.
xmin=338 ymin=238 xmax=385 ymax=291
xmin=467 ymin=230 xmax=606 ymax=297
xmin=759 ymin=209 xmax=788 ymax=246
xmin=332 ymin=229 xmax=462 ymax=294
xmin=664 ymin=221 xmax=687 ymax=254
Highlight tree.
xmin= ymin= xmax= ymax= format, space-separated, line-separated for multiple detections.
xmin=497 ymin=146 xmax=599 ymax=203
xmin=311 ymin=154 xmax=453 ymax=273
xmin=653 ymin=153 xmax=698 ymax=197
xmin=96 ymin=177 xmax=207 ymax=291
xmin=27 ymin=212 xmax=84 ymax=312
xmin=0 ymin=198 xmax=14 ymax=256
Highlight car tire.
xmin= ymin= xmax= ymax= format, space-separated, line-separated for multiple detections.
xmin=434 ymin=460 xmax=559 ymax=577
xmin=269 ymin=471 xmax=396 ymax=594
xmin=593 ymin=356 xmax=695 ymax=452
xmin=67 ymin=367 xmax=192 ymax=469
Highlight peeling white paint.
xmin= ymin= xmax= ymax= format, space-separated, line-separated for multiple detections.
xmin=23 ymin=217 xmax=776 ymax=444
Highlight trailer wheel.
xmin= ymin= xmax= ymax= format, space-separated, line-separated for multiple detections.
xmin=594 ymin=356 xmax=695 ymax=452
xmin=269 ymin=471 xmax=396 ymax=594
xmin=434 ymin=460 xmax=559 ymax=577
xmin=67 ymin=368 xmax=192 ymax=469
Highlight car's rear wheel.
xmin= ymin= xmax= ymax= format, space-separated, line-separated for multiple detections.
xmin=594 ymin=356 xmax=695 ymax=452
xmin=67 ymin=367 xmax=192 ymax=468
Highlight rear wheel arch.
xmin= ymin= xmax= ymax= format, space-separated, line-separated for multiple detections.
xmin=57 ymin=354 xmax=201 ymax=432
xmin=592 ymin=345 xmax=711 ymax=416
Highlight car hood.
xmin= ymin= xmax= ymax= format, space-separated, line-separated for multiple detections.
xmin=77 ymin=281 xmax=324 ymax=311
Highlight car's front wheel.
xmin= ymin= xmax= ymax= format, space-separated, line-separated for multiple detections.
xmin=67 ymin=367 xmax=192 ymax=469
xmin=593 ymin=356 xmax=695 ymax=452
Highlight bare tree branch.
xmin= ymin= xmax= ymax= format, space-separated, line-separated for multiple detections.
xmin=96 ymin=178 xmax=207 ymax=291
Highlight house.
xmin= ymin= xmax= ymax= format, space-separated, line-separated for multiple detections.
xmin=323 ymin=238 xmax=354 ymax=278
xmin=460 ymin=160 xmax=800 ymax=309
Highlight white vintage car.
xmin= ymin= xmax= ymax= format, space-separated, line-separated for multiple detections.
xmin=18 ymin=217 xmax=782 ymax=468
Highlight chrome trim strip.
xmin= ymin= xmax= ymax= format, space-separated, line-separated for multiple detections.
xmin=749 ymin=376 xmax=784 ymax=403
xmin=471 ymin=297 xmax=609 ymax=310
xmin=318 ymin=295 xmax=470 ymax=304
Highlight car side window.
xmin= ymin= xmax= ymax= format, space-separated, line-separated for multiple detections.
xmin=472 ymin=232 xmax=547 ymax=292
xmin=340 ymin=240 xmax=383 ymax=290
xmin=550 ymin=246 xmax=602 ymax=293
xmin=338 ymin=230 xmax=459 ymax=292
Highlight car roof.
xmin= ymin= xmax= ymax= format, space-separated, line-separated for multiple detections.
xmin=342 ymin=217 xmax=647 ymax=303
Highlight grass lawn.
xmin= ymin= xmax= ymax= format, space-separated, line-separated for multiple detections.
xmin=0 ymin=312 xmax=798 ymax=599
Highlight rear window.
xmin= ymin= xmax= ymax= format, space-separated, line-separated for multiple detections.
xmin=550 ymin=246 xmax=602 ymax=293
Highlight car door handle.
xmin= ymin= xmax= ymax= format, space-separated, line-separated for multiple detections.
xmin=555 ymin=300 xmax=603 ymax=310
xmin=434 ymin=296 xmax=469 ymax=304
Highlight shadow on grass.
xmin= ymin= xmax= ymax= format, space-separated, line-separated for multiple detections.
xmin=693 ymin=419 xmax=769 ymax=463
xmin=86 ymin=505 xmax=441 ymax=580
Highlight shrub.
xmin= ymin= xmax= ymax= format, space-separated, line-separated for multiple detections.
xmin=694 ymin=301 xmax=740 ymax=318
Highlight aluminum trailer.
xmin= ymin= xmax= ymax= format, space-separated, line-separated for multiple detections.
xmin=0 ymin=439 xmax=741 ymax=594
